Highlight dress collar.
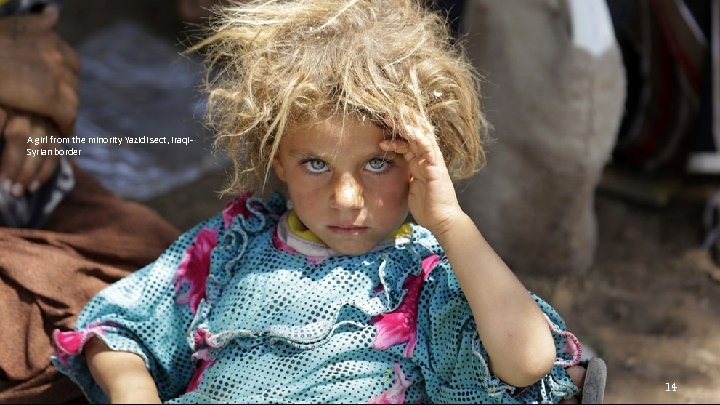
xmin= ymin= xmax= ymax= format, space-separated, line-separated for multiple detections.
xmin=276 ymin=210 xmax=413 ymax=258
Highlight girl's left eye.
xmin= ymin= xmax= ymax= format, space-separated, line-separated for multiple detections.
xmin=303 ymin=159 xmax=329 ymax=173
xmin=365 ymin=158 xmax=391 ymax=173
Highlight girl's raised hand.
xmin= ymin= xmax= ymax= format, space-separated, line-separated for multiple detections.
xmin=379 ymin=116 xmax=465 ymax=237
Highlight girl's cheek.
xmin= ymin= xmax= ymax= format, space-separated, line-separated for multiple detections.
xmin=382 ymin=179 xmax=411 ymax=206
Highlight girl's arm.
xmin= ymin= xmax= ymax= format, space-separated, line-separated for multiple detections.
xmin=430 ymin=212 xmax=556 ymax=387
xmin=85 ymin=337 xmax=161 ymax=404
xmin=380 ymin=121 xmax=555 ymax=387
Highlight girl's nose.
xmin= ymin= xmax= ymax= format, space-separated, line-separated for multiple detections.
xmin=332 ymin=173 xmax=363 ymax=209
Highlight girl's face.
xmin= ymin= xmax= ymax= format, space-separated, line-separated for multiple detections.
xmin=273 ymin=116 xmax=411 ymax=255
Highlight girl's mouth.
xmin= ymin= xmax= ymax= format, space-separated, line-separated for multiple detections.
xmin=328 ymin=225 xmax=369 ymax=235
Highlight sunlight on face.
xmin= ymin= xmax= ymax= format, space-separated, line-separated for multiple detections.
xmin=273 ymin=116 xmax=411 ymax=255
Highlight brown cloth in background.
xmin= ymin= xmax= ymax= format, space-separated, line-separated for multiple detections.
xmin=0 ymin=164 xmax=180 ymax=404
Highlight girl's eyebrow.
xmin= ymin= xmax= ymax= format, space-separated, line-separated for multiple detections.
xmin=288 ymin=150 xmax=320 ymax=159
xmin=288 ymin=144 xmax=398 ymax=161
xmin=289 ymin=150 xmax=335 ymax=162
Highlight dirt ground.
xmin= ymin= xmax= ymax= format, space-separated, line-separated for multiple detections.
xmin=144 ymin=170 xmax=720 ymax=404
xmin=57 ymin=1 xmax=720 ymax=403
xmin=526 ymin=179 xmax=720 ymax=404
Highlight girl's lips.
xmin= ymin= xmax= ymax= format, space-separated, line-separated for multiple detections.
xmin=328 ymin=225 xmax=369 ymax=235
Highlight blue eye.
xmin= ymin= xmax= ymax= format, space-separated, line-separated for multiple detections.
xmin=365 ymin=158 xmax=391 ymax=173
xmin=303 ymin=159 xmax=328 ymax=173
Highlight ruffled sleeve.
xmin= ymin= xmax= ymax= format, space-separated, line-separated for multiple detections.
xmin=411 ymin=229 xmax=580 ymax=404
xmin=50 ymin=216 xmax=222 ymax=402
xmin=51 ymin=192 xmax=286 ymax=403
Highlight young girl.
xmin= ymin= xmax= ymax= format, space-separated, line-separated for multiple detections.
xmin=52 ymin=0 xmax=591 ymax=402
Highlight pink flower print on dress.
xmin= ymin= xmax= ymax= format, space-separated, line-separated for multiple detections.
xmin=272 ymin=227 xmax=297 ymax=254
xmin=222 ymin=192 xmax=267 ymax=228
xmin=52 ymin=323 xmax=110 ymax=367
xmin=306 ymin=256 xmax=326 ymax=265
xmin=173 ymin=227 xmax=218 ymax=314
xmin=368 ymin=363 xmax=413 ymax=404
xmin=185 ymin=348 xmax=217 ymax=393
xmin=371 ymin=254 xmax=441 ymax=357
xmin=193 ymin=327 xmax=212 ymax=349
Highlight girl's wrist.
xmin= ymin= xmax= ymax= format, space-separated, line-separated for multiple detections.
xmin=427 ymin=210 xmax=473 ymax=243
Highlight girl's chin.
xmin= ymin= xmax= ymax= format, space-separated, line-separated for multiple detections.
xmin=325 ymin=240 xmax=377 ymax=256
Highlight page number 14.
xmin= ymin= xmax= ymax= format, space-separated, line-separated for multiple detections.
xmin=666 ymin=383 xmax=678 ymax=392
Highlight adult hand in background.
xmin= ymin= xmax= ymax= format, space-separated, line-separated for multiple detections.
xmin=0 ymin=106 xmax=62 ymax=197
xmin=0 ymin=4 xmax=80 ymax=136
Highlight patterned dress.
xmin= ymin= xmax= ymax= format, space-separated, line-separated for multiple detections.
xmin=52 ymin=193 xmax=581 ymax=403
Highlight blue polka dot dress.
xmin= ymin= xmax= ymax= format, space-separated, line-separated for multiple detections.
xmin=52 ymin=193 xmax=581 ymax=403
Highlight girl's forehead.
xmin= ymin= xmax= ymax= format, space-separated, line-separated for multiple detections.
xmin=283 ymin=116 xmax=389 ymax=143
xmin=280 ymin=117 xmax=391 ymax=156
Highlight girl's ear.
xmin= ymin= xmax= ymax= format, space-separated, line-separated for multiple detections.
xmin=272 ymin=156 xmax=287 ymax=182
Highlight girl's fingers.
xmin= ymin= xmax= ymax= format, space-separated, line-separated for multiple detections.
xmin=379 ymin=139 xmax=410 ymax=155
xmin=406 ymin=126 xmax=444 ymax=165
xmin=380 ymin=139 xmax=417 ymax=162
xmin=381 ymin=131 xmax=438 ymax=165
xmin=382 ymin=115 xmax=447 ymax=182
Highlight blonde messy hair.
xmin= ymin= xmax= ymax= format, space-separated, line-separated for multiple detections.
xmin=192 ymin=0 xmax=488 ymax=194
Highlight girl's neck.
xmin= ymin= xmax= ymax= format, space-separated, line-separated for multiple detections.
xmin=277 ymin=210 xmax=412 ymax=258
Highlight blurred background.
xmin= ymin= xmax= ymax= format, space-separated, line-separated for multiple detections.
xmin=49 ymin=0 xmax=720 ymax=403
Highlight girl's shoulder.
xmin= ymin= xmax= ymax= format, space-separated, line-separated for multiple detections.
xmin=407 ymin=223 xmax=445 ymax=258
xmin=219 ymin=192 xmax=287 ymax=233
xmin=172 ymin=192 xmax=287 ymax=260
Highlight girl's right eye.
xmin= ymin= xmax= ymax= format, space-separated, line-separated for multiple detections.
xmin=302 ymin=159 xmax=329 ymax=173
